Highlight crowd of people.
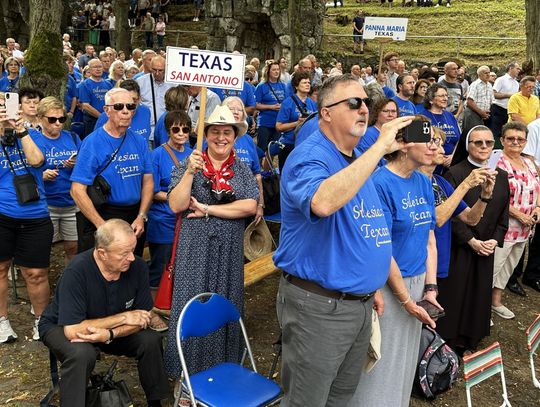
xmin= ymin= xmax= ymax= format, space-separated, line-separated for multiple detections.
xmin=0 ymin=10 xmax=539 ymax=404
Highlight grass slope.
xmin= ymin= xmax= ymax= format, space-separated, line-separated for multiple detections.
xmin=323 ymin=0 xmax=526 ymax=67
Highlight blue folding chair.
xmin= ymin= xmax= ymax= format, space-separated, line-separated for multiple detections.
xmin=174 ymin=293 xmax=281 ymax=407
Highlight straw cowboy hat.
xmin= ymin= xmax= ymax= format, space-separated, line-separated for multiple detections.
xmin=204 ymin=105 xmax=248 ymax=137
xmin=243 ymin=219 xmax=273 ymax=261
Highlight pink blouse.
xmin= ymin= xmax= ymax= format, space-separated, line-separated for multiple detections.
xmin=497 ymin=154 xmax=540 ymax=242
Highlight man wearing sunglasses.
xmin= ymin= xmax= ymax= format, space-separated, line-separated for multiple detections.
xmin=273 ymin=74 xmax=414 ymax=406
xmin=71 ymin=88 xmax=154 ymax=257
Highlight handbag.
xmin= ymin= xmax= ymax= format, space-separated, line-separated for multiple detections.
xmin=2 ymin=141 xmax=40 ymax=204
xmin=87 ymin=134 xmax=126 ymax=208
xmin=261 ymin=148 xmax=280 ymax=216
xmin=86 ymin=361 xmax=133 ymax=407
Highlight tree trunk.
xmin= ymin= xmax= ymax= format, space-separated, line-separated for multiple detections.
xmin=19 ymin=0 xmax=65 ymax=99
xmin=526 ymin=0 xmax=540 ymax=69
xmin=1 ymin=0 xmax=30 ymax=48
xmin=289 ymin=0 xmax=324 ymax=68
xmin=114 ymin=0 xmax=131 ymax=55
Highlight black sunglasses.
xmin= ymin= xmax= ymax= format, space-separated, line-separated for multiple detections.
xmin=468 ymin=139 xmax=495 ymax=148
xmin=45 ymin=116 xmax=67 ymax=124
xmin=324 ymin=97 xmax=371 ymax=110
xmin=106 ymin=103 xmax=137 ymax=111
xmin=171 ymin=126 xmax=191 ymax=134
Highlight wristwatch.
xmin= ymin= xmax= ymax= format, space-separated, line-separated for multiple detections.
xmin=105 ymin=328 xmax=114 ymax=344
xmin=138 ymin=212 xmax=148 ymax=222
xmin=16 ymin=129 xmax=29 ymax=139
xmin=479 ymin=196 xmax=492 ymax=204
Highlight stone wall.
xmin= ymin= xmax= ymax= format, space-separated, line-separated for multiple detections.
xmin=206 ymin=0 xmax=325 ymax=65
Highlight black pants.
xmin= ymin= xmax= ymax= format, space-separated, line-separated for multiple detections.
xmin=76 ymin=202 xmax=146 ymax=256
xmin=278 ymin=143 xmax=294 ymax=173
xmin=42 ymin=326 xmax=170 ymax=405
xmin=509 ymin=233 xmax=540 ymax=285
xmin=489 ymin=104 xmax=508 ymax=147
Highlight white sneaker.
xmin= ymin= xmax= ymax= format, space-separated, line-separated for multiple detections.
xmin=32 ymin=317 xmax=40 ymax=341
xmin=492 ymin=305 xmax=515 ymax=319
xmin=447 ymin=3 xmax=451 ymax=6
xmin=434 ymin=3 xmax=440 ymax=7
xmin=0 ymin=317 xmax=18 ymax=343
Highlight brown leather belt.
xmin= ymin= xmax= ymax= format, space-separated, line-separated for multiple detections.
xmin=283 ymin=272 xmax=375 ymax=302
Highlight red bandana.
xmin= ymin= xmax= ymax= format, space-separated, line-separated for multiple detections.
xmin=202 ymin=149 xmax=236 ymax=202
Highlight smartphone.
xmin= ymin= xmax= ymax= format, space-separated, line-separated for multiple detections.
xmin=487 ymin=149 xmax=502 ymax=170
xmin=401 ymin=119 xmax=431 ymax=143
xmin=5 ymin=92 xmax=19 ymax=120
xmin=69 ymin=152 xmax=78 ymax=160
xmin=417 ymin=300 xmax=445 ymax=319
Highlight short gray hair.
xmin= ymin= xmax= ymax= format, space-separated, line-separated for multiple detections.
xmin=317 ymin=74 xmax=359 ymax=115
xmin=94 ymin=219 xmax=134 ymax=249
xmin=104 ymin=88 xmax=130 ymax=105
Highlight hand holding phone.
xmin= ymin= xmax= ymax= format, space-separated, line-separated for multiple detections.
xmin=5 ymin=92 xmax=19 ymax=121
xmin=417 ymin=299 xmax=445 ymax=319
xmin=400 ymin=119 xmax=432 ymax=143
xmin=487 ymin=149 xmax=502 ymax=171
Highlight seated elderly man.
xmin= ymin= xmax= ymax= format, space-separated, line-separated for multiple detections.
xmin=39 ymin=219 xmax=170 ymax=406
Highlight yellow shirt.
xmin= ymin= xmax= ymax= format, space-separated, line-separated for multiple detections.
xmin=508 ymin=93 xmax=540 ymax=124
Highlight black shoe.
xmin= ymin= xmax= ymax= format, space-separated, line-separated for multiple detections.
xmin=506 ymin=281 xmax=526 ymax=297
xmin=523 ymin=278 xmax=540 ymax=293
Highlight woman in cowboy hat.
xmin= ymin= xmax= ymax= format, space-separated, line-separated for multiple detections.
xmin=164 ymin=105 xmax=259 ymax=378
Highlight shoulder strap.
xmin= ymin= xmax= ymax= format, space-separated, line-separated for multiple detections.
xmin=1 ymin=140 xmax=31 ymax=175
xmin=291 ymin=94 xmax=308 ymax=114
xmin=163 ymin=143 xmax=180 ymax=166
xmin=149 ymin=74 xmax=158 ymax=125
xmin=268 ymin=83 xmax=282 ymax=103
xmin=97 ymin=133 xmax=127 ymax=177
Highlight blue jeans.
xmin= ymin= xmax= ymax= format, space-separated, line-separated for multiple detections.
xmin=148 ymin=242 xmax=173 ymax=288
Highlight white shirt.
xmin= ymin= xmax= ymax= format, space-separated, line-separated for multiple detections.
xmin=523 ymin=118 xmax=540 ymax=166
xmin=108 ymin=15 xmax=116 ymax=30
xmin=493 ymin=73 xmax=519 ymax=109
xmin=187 ymin=89 xmax=221 ymax=131
xmin=467 ymin=79 xmax=494 ymax=111
xmin=136 ymin=73 xmax=176 ymax=136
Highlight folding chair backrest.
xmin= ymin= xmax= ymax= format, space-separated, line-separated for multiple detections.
xmin=526 ymin=314 xmax=540 ymax=355
xmin=180 ymin=293 xmax=240 ymax=340
xmin=463 ymin=342 xmax=511 ymax=407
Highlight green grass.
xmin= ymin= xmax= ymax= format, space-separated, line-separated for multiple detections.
xmin=323 ymin=0 xmax=526 ymax=67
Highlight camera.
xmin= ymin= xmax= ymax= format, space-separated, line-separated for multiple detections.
xmin=399 ymin=119 xmax=432 ymax=143
xmin=1 ymin=128 xmax=16 ymax=147
xmin=301 ymin=112 xmax=309 ymax=118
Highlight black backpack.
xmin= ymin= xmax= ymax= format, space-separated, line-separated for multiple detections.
xmin=412 ymin=326 xmax=459 ymax=400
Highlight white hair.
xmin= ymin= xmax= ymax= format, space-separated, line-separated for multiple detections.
xmin=104 ymin=88 xmax=130 ymax=105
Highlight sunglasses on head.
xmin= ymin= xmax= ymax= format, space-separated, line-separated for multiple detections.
xmin=324 ymin=97 xmax=371 ymax=110
xmin=45 ymin=116 xmax=67 ymax=124
xmin=171 ymin=126 xmax=190 ymax=134
xmin=106 ymin=103 xmax=137 ymax=111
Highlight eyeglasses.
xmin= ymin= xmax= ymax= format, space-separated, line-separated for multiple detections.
xmin=504 ymin=136 xmax=527 ymax=145
xmin=381 ymin=109 xmax=397 ymax=114
xmin=45 ymin=116 xmax=67 ymax=124
xmin=106 ymin=103 xmax=137 ymax=111
xmin=171 ymin=126 xmax=190 ymax=134
xmin=324 ymin=97 xmax=371 ymax=110
xmin=468 ymin=139 xmax=495 ymax=147
xmin=427 ymin=137 xmax=443 ymax=147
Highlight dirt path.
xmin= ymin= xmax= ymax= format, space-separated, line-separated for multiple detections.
xmin=0 ymin=245 xmax=539 ymax=406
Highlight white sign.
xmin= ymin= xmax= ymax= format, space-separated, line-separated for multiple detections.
xmin=165 ymin=47 xmax=245 ymax=91
xmin=363 ymin=17 xmax=408 ymax=41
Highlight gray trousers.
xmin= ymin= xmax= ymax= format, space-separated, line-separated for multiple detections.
xmin=276 ymin=275 xmax=373 ymax=407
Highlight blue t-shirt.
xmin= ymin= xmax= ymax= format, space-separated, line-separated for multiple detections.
xmin=383 ymin=86 xmax=396 ymax=99
xmin=234 ymin=134 xmax=261 ymax=175
xmin=372 ymin=167 xmax=436 ymax=278
xmin=294 ymin=113 xmax=320 ymax=146
xmin=0 ymin=76 xmax=19 ymax=92
xmin=273 ymin=130 xmax=392 ymax=294
xmin=356 ymin=126 xmax=387 ymax=168
xmin=152 ymin=111 xmax=169 ymax=148
xmin=393 ymin=96 xmax=417 ymax=117
xmin=0 ymin=137 xmax=49 ymax=218
xmin=70 ymin=127 xmax=152 ymax=206
xmin=415 ymin=102 xmax=425 ymax=112
xmin=420 ymin=109 xmax=461 ymax=156
xmin=255 ymin=81 xmax=287 ymax=127
xmin=433 ymin=174 xmax=467 ymax=278
xmin=77 ymin=78 xmax=114 ymax=114
xmin=95 ymin=104 xmax=152 ymax=144
xmin=64 ymin=75 xmax=78 ymax=113
xmin=209 ymin=82 xmax=256 ymax=108
xmin=276 ymin=95 xmax=317 ymax=145
xmin=31 ymin=129 xmax=81 ymax=207
xmin=147 ymin=145 xmax=192 ymax=244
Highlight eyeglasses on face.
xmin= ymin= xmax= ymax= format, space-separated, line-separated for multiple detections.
xmin=106 ymin=103 xmax=137 ymax=111
xmin=426 ymin=137 xmax=443 ymax=147
xmin=171 ymin=126 xmax=190 ymax=134
xmin=324 ymin=97 xmax=371 ymax=110
xmin=504 ymin=136 xmax=527 ymax=145
xmin=45 ymin=116 xmax=67 ymax=124
xmin=468 ymin=139 xmax=495 ymax=148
